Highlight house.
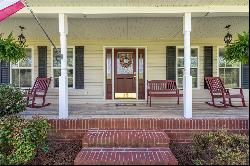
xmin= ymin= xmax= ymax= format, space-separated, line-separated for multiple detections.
xmin=0 ymin=0 xmax=249 ymax=119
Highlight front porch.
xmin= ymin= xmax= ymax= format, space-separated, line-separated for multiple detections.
xmin=0 ymin=0 xmax=249 ymax=119
xmin=20 ymin=103 xmax=249 ymax=119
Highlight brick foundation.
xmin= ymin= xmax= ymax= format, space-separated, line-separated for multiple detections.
xmin=48 ymin=118 xmax=249 ymax=143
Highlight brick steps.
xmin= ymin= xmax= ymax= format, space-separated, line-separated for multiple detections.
xmin=82 ymin=129 xmax=170 ymax=147
xmin=74 ymin=147 xmax=178 ymax=165
xmin=74 ymin=129 xmax=178 ymax=165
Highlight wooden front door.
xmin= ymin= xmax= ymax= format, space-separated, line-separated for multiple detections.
xmin=114 ymin=49 xmax=136 ymax=99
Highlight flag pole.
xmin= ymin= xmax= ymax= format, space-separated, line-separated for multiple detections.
xmin=22 ymin=0 xmax=61 ymax=59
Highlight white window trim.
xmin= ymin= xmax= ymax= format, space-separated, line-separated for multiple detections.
xmin=10 ymin=47 xmax=34 ymax=89
xmin=51 ymin=46 xmax=75 ymax=89
xmin=176 ymin=46 xmax=200 ymax=89
xmin=217 ymin=46 xmax=241 ymax=88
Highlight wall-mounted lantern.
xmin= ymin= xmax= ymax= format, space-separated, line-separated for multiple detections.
xmin=18 ymin=26 xmax=26 ymax=45
xmin=224 ymin=25 xmax=233 ymax=45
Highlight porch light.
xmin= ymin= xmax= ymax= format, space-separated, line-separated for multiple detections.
xmin=55 ymin=48 xmax=63 ymax=61
xmin=18 ymin=26 xmax=26 ymax=45
xmin=224 ymin=25 xmax=232 ymax=45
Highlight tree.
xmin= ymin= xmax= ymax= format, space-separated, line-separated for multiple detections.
xmin=0 ymin=33 xmax=27 ymax=63
xmin=224 ymin=31 xmax=249 ymax=64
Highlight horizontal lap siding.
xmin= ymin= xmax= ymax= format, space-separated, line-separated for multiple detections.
xmin=25 ymin=40 xmax=248 ymax=103
xmin=147 ymin=45 xmax=166 ymax=80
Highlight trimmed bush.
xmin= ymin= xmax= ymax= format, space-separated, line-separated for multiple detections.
xmin=0 ymin=115 xmax=51 ymax=165
xmin=192 ymin=130 xmax=249 ymax=165
xmin=0 ymin=84 xmax=27 ymax=117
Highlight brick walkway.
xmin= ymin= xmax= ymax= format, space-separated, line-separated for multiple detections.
xmin=74 ymin=129 xmax=178 ymax=165
xmin=20 ymin=103 xmax=249 ymax=119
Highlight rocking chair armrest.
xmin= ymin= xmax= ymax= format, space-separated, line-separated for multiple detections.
xmin=225 ymin=87 xmax=243 ymax=92
xmin=231 ymin=87 xmax=244 ymax=94
xmin=231 ymin=87 xmax=243 ymax=90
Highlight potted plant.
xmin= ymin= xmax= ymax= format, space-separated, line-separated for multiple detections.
xmin=0 ymin=33 xmax=27 ymax=63
xmin=224 ymin=31 xmax=249 ymax=64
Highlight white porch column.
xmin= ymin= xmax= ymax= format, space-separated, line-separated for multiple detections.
xmin=59 ymin=13 xmax=68 ymax=119
xmin=183 ymin=13 xmax=192 ymax=118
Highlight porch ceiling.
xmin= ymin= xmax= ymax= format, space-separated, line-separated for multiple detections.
xmin=27 ymin=0 xmax=249 ymax=7
xmin=0 ymin=16 xmax=248 ymax=41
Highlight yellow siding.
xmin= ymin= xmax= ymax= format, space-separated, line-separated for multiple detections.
xmin=25 ymin=39 xmax=249 ymax=103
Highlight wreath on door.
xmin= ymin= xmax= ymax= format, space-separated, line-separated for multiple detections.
xmin=119 ymin=53 xmax=133 ymax=68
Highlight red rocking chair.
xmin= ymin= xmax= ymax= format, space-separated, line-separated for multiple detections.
xmin=205 ymin=77 xmax=247 ymax=107
xmin=26 ymin=77 xmax=52 ymax=108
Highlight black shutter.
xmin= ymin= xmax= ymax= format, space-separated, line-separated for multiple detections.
xmin=204 ymin=46 xmax=213 ymax=89
xmin=38 ymin=46 xmax=47 ymax=77
xmin=0 ymin=61 xmax=10 ymax=84
xmin=75 ymin=46 xmax=84 ymax=89
xmin=166 ymin=46 xmax=176 ymax=80
xmin=241 ymin=62 xmax=249 ymax=89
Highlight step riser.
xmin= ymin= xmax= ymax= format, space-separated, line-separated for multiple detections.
xmin=82 ymin=130 xmax=170 ymax=148
xmin=82 ymin=142 xmax=169 ymax=147
xmin=74 ymin=148 xmax=178 ymax=165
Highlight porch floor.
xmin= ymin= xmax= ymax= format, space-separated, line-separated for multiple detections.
xmin=20 ymin=103 xmax=249 ymax=119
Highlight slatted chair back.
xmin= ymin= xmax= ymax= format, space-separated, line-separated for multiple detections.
xmin=205 ymin=77 xmax=225 ymax=94
xmin=148 ymin=80 xmax=177 ymax=92
xmin=31 ymin=77 xmax=51 ymax=94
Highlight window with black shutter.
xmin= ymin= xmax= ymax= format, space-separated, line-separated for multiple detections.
xmin=166 ymin=46 xmax=176 ymax=80
xmin=241 ymin=62 xmax=249 ymax=89
xmin=0 ymin=61 xmax=10 ymax=84
xmin=75 ymin=46 xmax=84 ymax=89
xmin=204 ymin=46 xmax=213 ymax=89
xmin=38 ymin=46 xmax=47 ymax=77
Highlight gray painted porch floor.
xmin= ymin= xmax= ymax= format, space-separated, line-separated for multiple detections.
xmin=20 ymin=103 xmax=249 ymax=119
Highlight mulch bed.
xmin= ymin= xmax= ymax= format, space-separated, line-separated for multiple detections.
xmin=26 ymin=140 xmax=193 ymax=165
xmin=169 ymin=142 xmax=195 ymax=165
xmin=26 ymin=140 xmax=82 ymax=165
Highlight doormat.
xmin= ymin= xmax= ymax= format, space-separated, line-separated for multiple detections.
xmin=115 ymin=103 xmax=136 ymax=106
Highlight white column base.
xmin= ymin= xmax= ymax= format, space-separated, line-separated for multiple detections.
xmin=183 ymin=75 xmax=192 ymax=118
xmin=59 ymin=75 xmax=68 ymax=119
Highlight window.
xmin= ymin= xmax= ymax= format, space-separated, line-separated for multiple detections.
xmin=218 ymin=47 xmax=240 ymax=88
xmin=52 ymin=48 xmax=74 ymax=88
xmin=11 ymin=48 xmax=33 ymax=88
xmin=177 ymin=47 xmax=199 ymax=88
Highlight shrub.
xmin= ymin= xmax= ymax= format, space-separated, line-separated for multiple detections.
xmin=192 ymin=129 xmax=249 ymax=165
xmin=0 ymin=115 xmax=51 ymax=165
xmin=0 ymin=84 xmax=27 ymax=117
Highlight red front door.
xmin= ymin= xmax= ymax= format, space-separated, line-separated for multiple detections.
xmin=114 ymin=49 xmax=136 ymax=98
